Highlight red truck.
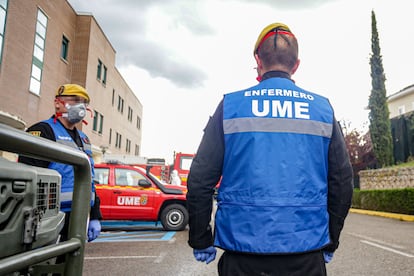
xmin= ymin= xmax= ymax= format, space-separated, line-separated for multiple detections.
xmin=134 ymin=158 xmax=170 ymax=183
xmin=171 ymin=152 xmax=195 ymax=186
xmin=171 ymin=152 xmax=221 ymax=194
xmin=94 ymin=163 xmax=188 ymax=231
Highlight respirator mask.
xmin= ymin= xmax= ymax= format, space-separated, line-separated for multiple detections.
xmin=64 ymin=102 xmax=87 ymax=123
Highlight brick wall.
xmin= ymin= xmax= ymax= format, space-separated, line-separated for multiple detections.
xmin=359 ymin=167 xmax=414 ymax=190
xmin=0 ymin=0 xmax=143 ymax=158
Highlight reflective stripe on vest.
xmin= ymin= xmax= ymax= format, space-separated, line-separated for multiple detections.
xmin=223 ymin=117 xmax=332 ymax=138
xmin=60 ymin=190 xmax=96 ymax=202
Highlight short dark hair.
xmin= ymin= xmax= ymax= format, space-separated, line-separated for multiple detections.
xmin=257 ymin=33 xmax=298 ymax=71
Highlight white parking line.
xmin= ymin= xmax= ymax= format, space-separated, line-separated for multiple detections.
xmin=85 ymin=255 xmax=158 ymax=260
xmin=361 ymin=240 xmax=414 ymax=258
xmin=348 ymin=232 xmax=406 ymax=249
xmin=154 ymin=252 xmax=166 ymax=263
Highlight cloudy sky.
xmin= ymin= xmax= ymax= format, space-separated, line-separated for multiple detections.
xmin=68 ymin=0 xmax=414 ymax=163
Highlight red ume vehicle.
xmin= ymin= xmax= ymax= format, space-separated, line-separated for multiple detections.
xmin=94 ymin=163 xmax=188 ymax=231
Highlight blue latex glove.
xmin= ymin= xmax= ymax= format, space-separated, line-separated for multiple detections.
xmin=323 ymin=251 xmax=334 ymax=263
xmin=193 ymin=246 xmax=217 ymax=264
xmin=87 ymin=220 xmax=101 ymax=242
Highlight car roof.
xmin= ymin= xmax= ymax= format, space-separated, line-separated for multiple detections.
xmin=95 ymin=163 xmax=147 ymax=174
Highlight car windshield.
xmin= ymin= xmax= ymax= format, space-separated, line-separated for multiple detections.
xmin=146 ymin=171 xmax=165 ymax=187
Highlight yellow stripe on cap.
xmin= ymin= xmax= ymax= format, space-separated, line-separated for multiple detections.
xmin=56 ymin=84 xmax=90 ymax=103
xmin=253 ymin=23 xmax=292 ymax=55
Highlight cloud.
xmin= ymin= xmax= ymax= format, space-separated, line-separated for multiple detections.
xmin=69 ymin=0 xmax=211 ymax=88
xmin=65 ymin=0 xmax=414 ymax=161
xmin=68 ymin=0 xmax=337 ymax=89
xmin=160 ymin=1 xmax=215 ymax=35
xmin=233 ymin=0 xmax=339 ymax=9
xmin=118 ymin=40 xmax=208 ymax=88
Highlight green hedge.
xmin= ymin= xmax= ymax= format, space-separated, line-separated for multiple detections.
xmin=352 ymin=188 xmax=414 ymax=215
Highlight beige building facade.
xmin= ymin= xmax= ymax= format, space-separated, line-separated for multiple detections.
xmin=387 ymin=85 xmax=414 ymax=118
xmin=0 ymin=0 xmax=143 ymax=162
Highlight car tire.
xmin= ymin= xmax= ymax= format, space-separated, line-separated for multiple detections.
xmin=160 ymin=204 xmax=188 ymax=231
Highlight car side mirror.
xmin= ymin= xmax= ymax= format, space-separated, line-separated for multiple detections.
xmin=138 ymin=179 xmax=152 ymax=188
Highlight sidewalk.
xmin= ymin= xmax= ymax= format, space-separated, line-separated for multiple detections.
xmin=350 ymin=208 xmax=414 ymax=222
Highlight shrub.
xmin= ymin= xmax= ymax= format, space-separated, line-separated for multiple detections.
xmin=351 ymin=188 xmax=414 ymax=215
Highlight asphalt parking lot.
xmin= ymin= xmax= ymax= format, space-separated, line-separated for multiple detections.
xmin=83 ymin=212 xmax=414 ymax=276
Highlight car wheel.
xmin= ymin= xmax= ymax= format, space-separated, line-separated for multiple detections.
xmin=160 ymin=204 xmax=188 ymax=231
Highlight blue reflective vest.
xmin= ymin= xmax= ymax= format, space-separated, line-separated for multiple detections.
xmin=44 ymin=118 xmax=95 ymax=212
xmin=214 ymin=77 xmax=334 ymax=254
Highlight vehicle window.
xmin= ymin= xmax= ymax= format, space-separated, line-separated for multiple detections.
xmin=94 ymin=168 xmax=109 ymax=185
xmin=115 ymin=168 xmax=147 ymax=187
xmin=180 ymin=156 xmax=193 ymax=170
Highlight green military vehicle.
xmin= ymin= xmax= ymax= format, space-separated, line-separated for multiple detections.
xmin=0 ymin=157 xmax=64 ymax=258
xmin=0 ymin=123 xmax=92 ymax=275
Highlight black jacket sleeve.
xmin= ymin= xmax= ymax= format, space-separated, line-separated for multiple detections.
xmin=187 ymin=100 xmax=224 ymax=249
xmin=90 ymin=195 xmax=102 ymax=220
xmin=18 ymin=122 xmax=55 ymax=168
xmin=325 ymin=118 xmax=354 ymax=253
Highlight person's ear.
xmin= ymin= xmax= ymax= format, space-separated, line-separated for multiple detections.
xmin=254 ymin=53 xmax=262 ymax=69
xmin=254 ymin=53 xmax=263 ymax=80
xmin=54 ymin=98 xmax=64 ymax=110
xmin=291 ymin=59 xmax=300 ymax=75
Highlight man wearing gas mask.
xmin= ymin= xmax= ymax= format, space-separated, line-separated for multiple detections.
xmin=19 ymin=84 xmax=102 ymax=243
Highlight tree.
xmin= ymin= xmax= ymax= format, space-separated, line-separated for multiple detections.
xmin=368 ymin=10 xmax=394 ymax=167
xmin=341 ymin=121 xmax=377 ymax=187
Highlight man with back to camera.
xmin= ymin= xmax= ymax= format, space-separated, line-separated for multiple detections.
xmin=19 ymin=84 xmax=102 ymax=243
xmin=186 ymin=22 xmax=353 ymax=275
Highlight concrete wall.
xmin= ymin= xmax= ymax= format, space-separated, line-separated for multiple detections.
xmin=359 ymin=167 xmax=414 ymax=190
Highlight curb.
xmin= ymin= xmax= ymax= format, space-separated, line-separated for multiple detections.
xmin=349 ymin=208 xmax=414 ymax=222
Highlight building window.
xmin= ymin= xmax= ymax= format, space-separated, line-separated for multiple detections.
xmin=93 ymin=110 xmax=98 ymax=131
xmin=29 ymin=9 xmax=47 ymax=95
xmin=97 ymin=59 xmax=102 ymax=80
xmin=109 ymin=128 xmax=112 ymax=145
xmin=112 ymin=89 xmax=115 ymax=106
xmin=126 ymin=139 xmax=131 ymax=153
xmin=102 ymin=65 xmax=107 ymax=85
xmin=93 ymin=110 xmax=104 ymax=134
xmin=398 ymin=105 xmax=405 ymax=115
xmin=99 ymin=113 xmax=104 ymax=134
xmin=115 ymin=132 xmax=122 ymax=149
xmin=0 ymin=0 xmax=8 ymax=65
xmin=97 ymin=59 xmax=107 ymax=85
xmin=135 ymin=144 xmax=140 ymax=156
xmin=61 ymin=35 xmax=69 ymax=60
xmin=127 ymin=106 xmax=133 ymax=122
xmin=136 ymin=116 xmax=141 ymax=129
xmin=118 ymin=95 xmax=124 ymax=114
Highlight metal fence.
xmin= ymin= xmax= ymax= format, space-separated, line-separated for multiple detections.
xmin=391 ymin=111 xmax=414 ymax=163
